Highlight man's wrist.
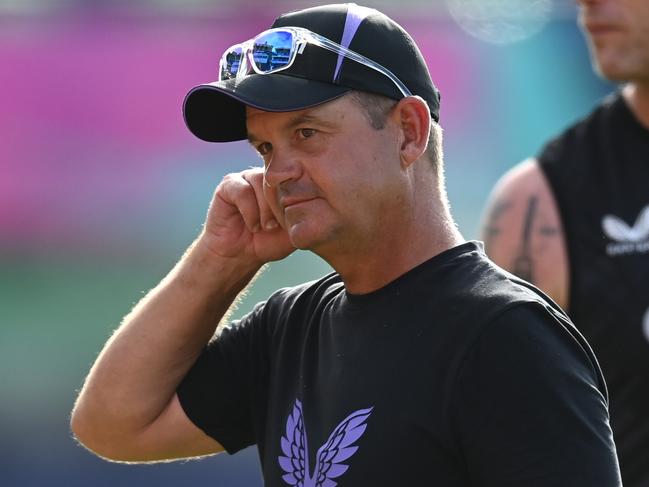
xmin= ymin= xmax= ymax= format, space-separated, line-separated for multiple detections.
xmin=169 ymin=235 xmax=262 ymax=300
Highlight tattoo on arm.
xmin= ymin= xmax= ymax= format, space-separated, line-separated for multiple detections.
xmin=483 ymin=199 xmax=513 ymax=251
xmin=485 ymin=192 xmax=561 ymax=285
xmin=539 ymin=226 xmax=559 ymax=237
xmin=512 ymin=196 xmax=538 ymax=282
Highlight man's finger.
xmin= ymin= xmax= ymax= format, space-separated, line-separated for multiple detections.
xmin=243 ymin=169 xmax=279 ymax=232
xmin=218 ymin=172 xmax=262 ymax=233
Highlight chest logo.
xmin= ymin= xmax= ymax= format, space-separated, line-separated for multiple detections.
xmin=278 ymin=399 xmax=373 ymax=487
xmin=602 ymin=205 xmax=649 ymax=256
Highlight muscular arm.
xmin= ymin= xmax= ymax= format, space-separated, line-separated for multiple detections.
xmin=480 ymin=158 xmax=570 ymax=310
xmin=70 ymin=168 xmax=294 ymax=462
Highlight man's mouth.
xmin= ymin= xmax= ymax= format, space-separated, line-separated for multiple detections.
xmin=281 ymin=196 xmax=318 ymax=211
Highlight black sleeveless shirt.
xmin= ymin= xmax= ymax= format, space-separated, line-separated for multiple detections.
xmin=538 ymin=92 xmax=649 ymax=487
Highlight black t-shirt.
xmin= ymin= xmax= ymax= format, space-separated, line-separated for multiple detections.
xmin=538 ymin=92 xmax=649 ymax=487
xmin=178 ymin=242 xmax=621 ymax=486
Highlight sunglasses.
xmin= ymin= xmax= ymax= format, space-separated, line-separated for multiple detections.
xmin=218 ymin=27 xmax=412 ymax=98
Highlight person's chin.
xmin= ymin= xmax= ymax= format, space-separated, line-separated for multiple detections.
xmin=286 ymin=221 xmax=321 ymax=250
xmin=287 ymin=220 xmax=341 ymax=255
xmin=591 ymin=48 xmax=631 ymax=82
xmin=595 ymin=61 xmax=632 ymax=83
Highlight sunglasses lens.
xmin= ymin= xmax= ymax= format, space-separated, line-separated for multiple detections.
xmin=221 ymin=45 xmax=243 ymax=80
xmin=251 ymin=30 xmax=293 ymax=73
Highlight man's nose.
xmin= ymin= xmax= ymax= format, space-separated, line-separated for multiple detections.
xmin=263 ymin=148 xmax=303 ymax=188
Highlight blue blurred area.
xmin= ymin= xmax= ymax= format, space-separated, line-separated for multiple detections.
xmin=0 ymin=1 xmax=613 ymax=485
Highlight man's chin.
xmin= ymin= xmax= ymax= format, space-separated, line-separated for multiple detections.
xmin=286 ymin=223 xmax=320 ymax=251
xmin=591 ymin=52 xmax=635 ymax=83
xmin=287 ymin=223 xmax=338 ymax=255
xmin=594 ymin=62 xmax=625 ymax=82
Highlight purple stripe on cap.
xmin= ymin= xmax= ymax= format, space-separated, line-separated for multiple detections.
xmin=333 ymin=4 xmax=378 ymax=82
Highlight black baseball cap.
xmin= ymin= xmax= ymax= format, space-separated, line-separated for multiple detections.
xmin=183 ymin=3 xmax=441 ymax=143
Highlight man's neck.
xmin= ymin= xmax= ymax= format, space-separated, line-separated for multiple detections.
xmin=320 ymin=208 xmax=465 ymax=295
xmin=622 ymin=82 xmax=649 ymax=130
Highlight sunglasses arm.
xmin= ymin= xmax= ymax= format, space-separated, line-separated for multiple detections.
xmin=236 ymin=40 xmax=254 ymax=82
xmin=304 ymin=32 xmax=412 ymax=98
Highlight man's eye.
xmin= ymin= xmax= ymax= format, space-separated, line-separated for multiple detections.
xmin=257 ymin=142 xmax=272 ymax=155
xmin=298 ymin=128 xmax=316 ymax=139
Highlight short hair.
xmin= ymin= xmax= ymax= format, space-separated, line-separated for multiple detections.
xmin=348 ymin=90 xmax=443 ymax=173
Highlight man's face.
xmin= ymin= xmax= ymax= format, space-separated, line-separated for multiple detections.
xmin=245 ymin=94 xmax=407 ymax=256
xmin=577 ymin=0 xmax=649 ymax=82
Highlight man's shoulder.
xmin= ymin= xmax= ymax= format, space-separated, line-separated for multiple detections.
xmin=444 ymin=245 xmax=555 ymax=302
xmin=538 ymin=91 xmax=622 ymax=165
xmin=435 ymin=244 xmax=564 ymax=325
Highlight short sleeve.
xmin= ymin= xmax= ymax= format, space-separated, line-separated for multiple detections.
xmin=453 ymin=303 xmax=621 ymax=486
xmin=177 ymin=302 xmax=268 ymax=454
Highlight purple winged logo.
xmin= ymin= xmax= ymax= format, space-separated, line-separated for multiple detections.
xmin=278 ymin=399 xmax=374 ymax=487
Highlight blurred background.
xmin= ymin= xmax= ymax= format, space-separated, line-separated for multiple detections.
xmin=0 ymin=0 xmax=612 ymax=485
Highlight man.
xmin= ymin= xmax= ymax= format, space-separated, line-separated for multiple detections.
xmin=481 ymin=0 xmax=649 ymax=485
xmin=71 ymin=4 xmax=621 ymax=486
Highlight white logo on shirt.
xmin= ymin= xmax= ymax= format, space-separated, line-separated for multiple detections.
xmin=602 ymin=205 xmax=649 ymax=256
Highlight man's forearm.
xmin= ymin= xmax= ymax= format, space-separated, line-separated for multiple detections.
xmin=71 ymin=236 xmax=261 ymax=446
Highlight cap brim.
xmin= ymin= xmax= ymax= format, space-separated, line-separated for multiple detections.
xmin=183 ymin=74 xmax=351 ymax=143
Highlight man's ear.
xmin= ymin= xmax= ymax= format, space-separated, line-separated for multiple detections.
xmin=393 ymin=96 xmax=431 ymax=168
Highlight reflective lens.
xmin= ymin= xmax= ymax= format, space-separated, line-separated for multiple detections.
xmin=216 ymin=27 xmax=412 ymax=101
xmin=220 ymin=45 xmax=243 ymax=80
xmin=251 ymin=30 xmax=294 ymax=73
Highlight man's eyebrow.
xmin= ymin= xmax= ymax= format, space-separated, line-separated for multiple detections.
xmin=285 ymin=113 xmax=337 ymax=131
xmin=247 ymin=111 xmax=337 ymax=144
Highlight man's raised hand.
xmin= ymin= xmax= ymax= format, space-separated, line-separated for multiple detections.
xmin=200 ymin=167 xmax=294 ymax=265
